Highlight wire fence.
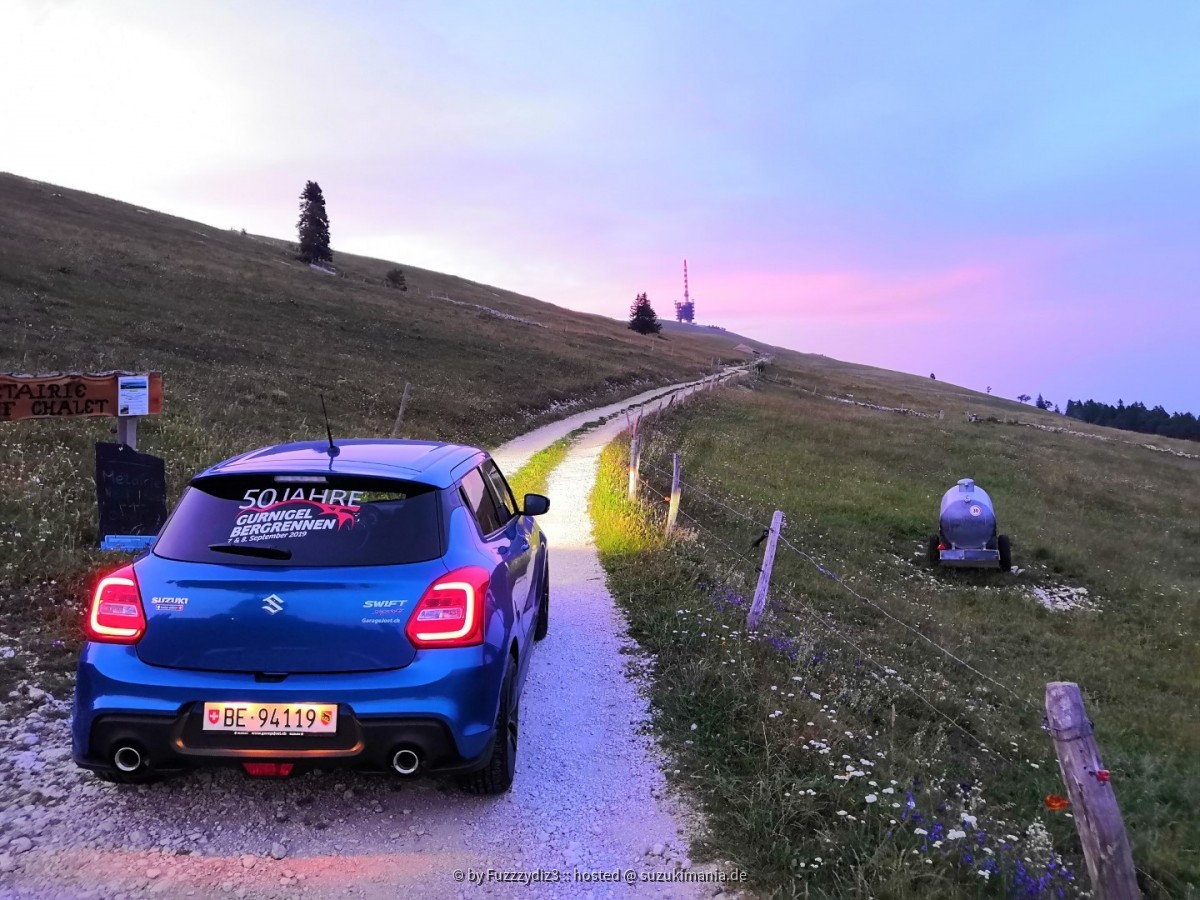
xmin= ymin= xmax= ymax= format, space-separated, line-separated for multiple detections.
xmin=617 ymin=387 xmax=1157 ymax=898
xmin=641 ymin=456 xmax=1040 ymax=718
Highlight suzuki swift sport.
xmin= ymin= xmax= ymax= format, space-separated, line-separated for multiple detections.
xmin=72 ymin=439 xmax=550 ymax=794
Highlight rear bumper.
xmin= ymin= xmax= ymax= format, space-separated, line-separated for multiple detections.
xmin=76 ymin=711 xmax=493 ymax=775
xmin=72 ymin=643 xmax=505 ymax=775
xmin=938 ymin=548 xmax=1001 ymax=568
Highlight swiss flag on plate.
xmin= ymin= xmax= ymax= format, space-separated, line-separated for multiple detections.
xmin=207 ymin=708 xmax=220 ymax=724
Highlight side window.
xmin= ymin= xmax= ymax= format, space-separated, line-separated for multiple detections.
xmin=483 ymin=461 xmax=518 ymax=523
xmin=460 ymin=468 xmax=503 ymax=536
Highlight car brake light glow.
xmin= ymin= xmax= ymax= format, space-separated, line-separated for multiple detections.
xmin=243 ymin=762 xmax=294 ymax=777
xmin=406 ymin=567 xmax=490 ymax=648
xmin=85 ymin=565 xmax=147 ymax=644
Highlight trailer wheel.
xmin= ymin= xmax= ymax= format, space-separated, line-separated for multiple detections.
xmin=927 ymin=534 xmax=940 ymax=567
xmin=998 ymin=534 xmax=1012 ymax=571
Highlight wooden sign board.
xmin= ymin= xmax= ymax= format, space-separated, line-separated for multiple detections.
xmin=0 ymin=372 xmax=163 ymax=422
xmin=95 ymin=442 xmax=168 ymax=538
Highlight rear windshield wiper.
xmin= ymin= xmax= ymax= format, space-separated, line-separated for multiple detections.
xmin=208 ymin=544 xmax=293 ymax=560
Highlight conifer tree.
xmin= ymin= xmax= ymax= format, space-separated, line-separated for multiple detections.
xmin=628 ymin=293 xmax=662 ymax=335
xmin=297 ymin=180 xmax=332 ymax=264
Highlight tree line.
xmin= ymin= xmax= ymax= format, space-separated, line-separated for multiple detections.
xmin=1065 ymin=398 xmax=1200 ymax=442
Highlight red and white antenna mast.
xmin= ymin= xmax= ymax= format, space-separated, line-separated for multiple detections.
xmin=675 ymin=259 xmax=691 ymax=322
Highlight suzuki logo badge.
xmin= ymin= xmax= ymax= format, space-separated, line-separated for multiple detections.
xmin=262 ymin=594 xmax=285 ymax=614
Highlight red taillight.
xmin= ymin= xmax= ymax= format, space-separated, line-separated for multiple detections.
xmin=85 ymin=565 xmax=147 ymax=644
xmin=405 ymin=566 xmax=490 ymax=649
xmin=243 ymin=762 xmax=294 ymax=777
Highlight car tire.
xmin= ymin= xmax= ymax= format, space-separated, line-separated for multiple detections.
xmin=998 ymin=534 xmax=1012 ymax=571
xmin=458 ymin=657 xmax=517 ymax=795
xmin=927 ymin=534 xmax=940 ymax=567
xmin=534 ymin=561 xmax=549 ymax=642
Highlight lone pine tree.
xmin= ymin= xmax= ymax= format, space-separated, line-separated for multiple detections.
xmin=297 ymin=181 xmax=332 ymax=264
xmin=628 ymin=292 xmax=662 ymax=335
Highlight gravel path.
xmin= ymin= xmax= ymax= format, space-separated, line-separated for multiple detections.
xmin=0 ymin=378 xmax=748 ymax=900
xmin=490 ymin=367 xmax=748 ymax=476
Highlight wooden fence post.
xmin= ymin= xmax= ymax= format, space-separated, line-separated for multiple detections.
xmin=747 ymin=510 xmax=784 ymax=630
xmin=665 ymin=453 xmax=681 ymax=537
xmin=390 ymin=382 xmax=412 ymax=438
xmin=628 ymin=431 xmax=642 ymax=499
xmin=1045 ymin=682 xmax=1140 ymax=900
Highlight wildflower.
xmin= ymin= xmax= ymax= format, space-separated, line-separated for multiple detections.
xmin=914 ymin=828 xmax=928 ymax=835
xmin=865 ymin=794 xmax=877 ymax=804
xmin=947 ymin=829 xmax=966 ymax=840
xmin=836 ymin=810 xmax=848 ymax=817
xmin=961 ymin=813 xmax=976 ymax=827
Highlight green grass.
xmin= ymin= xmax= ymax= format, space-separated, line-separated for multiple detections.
xmin=507 ymin=438 xmax=572 ymax=501
xmin=0 ymin=172 xmax=765 ymax=700
xmin=592 ymin=362 xmax=1199 ymax=898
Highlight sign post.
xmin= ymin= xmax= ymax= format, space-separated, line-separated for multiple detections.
xmin=1 ymin=371 xmax=163 ymax=448
xmin=2 ymin=371 xmax=166 ymax=544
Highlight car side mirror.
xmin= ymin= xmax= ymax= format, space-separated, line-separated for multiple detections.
xmin=522 ymin=493 xmax=550 ymax=516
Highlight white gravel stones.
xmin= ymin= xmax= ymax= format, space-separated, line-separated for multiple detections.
xmin=1030 ymin=583 xmax=1098 ymax=612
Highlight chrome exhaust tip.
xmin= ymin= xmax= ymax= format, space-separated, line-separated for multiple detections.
xmin=113 ymin=745 xmax=143 ymax=773
xmin=391 ymin=748 xmax=420 ymax=776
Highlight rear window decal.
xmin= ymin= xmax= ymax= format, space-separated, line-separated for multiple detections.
xmin=228 ymin=499 xmax=360 ymax=544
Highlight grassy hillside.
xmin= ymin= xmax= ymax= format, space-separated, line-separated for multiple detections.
xmin=593 ymin=358 xmax=1198 ymax=897
xmin=0 ymin=171 xmax=756 ymax=696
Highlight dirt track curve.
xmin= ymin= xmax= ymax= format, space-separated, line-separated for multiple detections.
xmin=0 ymin=371 xmax=750 ymax=900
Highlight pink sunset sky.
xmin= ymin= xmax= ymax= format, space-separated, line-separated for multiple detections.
xmin=3 ymin=1 xmax=1198 ymax=412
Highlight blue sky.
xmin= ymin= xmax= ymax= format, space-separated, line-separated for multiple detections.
xmin=3 ymin=1 xmax=1198 ymax=411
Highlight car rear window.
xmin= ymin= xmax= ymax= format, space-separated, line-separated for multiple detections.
xmin=153 ymin=474 xmax=443 ymax=567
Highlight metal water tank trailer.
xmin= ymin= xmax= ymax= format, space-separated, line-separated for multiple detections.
xmin=927 ymin=478 xmax=1012 ymax=570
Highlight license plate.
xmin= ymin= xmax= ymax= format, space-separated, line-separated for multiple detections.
xmin=202 ymin=702 xmax=338 ymax=735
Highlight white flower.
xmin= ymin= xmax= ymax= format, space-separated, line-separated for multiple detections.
xmin=961 ymin=814 xmax=977 ymax=828
xmin=865 ymin=794 xmax=878 ymax=803
xmin=914 ymin=828 xmax=928 ymax=835
xmin=947 ymin=829 xmax=966 ymax=840
xmin=836 ymin=810 xmax=847 ymax=816
xmin=882 ymin=787 xmax=894 ymax=794
xmin=690 ymin=723 xmax=698 ymax=731
xmin=810 ymin=692 xmax=821 ymax=700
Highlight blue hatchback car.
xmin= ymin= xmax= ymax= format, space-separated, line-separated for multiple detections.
xmin=72 ymin=439 xmax=550 ymax=794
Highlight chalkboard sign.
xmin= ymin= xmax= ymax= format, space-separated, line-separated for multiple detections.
xmin=95 ymin=442 xmax=168 ymax=540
